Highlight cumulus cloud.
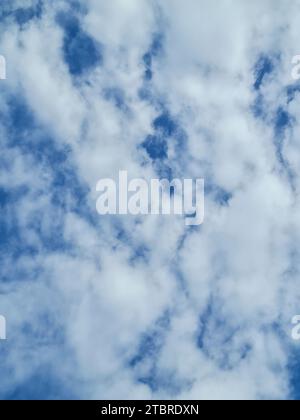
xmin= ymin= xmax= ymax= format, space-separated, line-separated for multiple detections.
xmin=1 ymin=0 xmax=300 ymax=400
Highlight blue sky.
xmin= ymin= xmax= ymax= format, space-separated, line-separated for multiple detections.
xmin=1 ymin=0 xmax=300 ymax=400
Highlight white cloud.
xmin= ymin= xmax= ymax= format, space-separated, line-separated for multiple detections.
xmin=1 ymin=0 xmax=300 ymax=400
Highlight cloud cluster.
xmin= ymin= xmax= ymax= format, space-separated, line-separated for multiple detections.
xmin=1 ymin=0 xmax=300 ymax=400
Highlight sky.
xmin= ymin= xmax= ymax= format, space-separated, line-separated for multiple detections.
xmin=1 ymin=0 xmax=300 ymax=401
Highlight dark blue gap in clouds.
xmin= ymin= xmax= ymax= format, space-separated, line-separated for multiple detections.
xmin=113 ymin=223 xmax=151 ymax=265
xmin=289 ymin=349 xmax=300 ymax=400
xmin=142 ymin=112 xmax=177 ymax=161
xmin=251 ymin=56 xmax=296 ymax=188
xmin=0 ymin=95 xmax=90 ymax=400
xmin=141 ymin=111 xmax=187 ymax=163
xmin=0 ymin=261 xmax=75 ymax=400
xmin=252 ymin=93 xmax=267 ymax=120
xmin=252 ymin=55 xmax=296 ymax=120
xmin=0 ymin=186 xmax=72 ymax=260
xmin=128 ymin=313 xmax=188 ymax=395
xmin=142 ymin=134 xmax=168 ymax=160
xmin=143 ymin=34 xmax=164 ymax=81
xmin=252 ymin=54 xmax=276 ymax=119
xmin=275 ymin=107 xmax=291 ymax=134
xmin=6 ymin=367 xmax=79 ymax=400
xmin=103 ymin=87 xmax=130 ymax=113
xmin=205 ymin=183 xmax=232 ymax=207
xmin=273 ymin=107 xmax=296 ymax=188
xmin=57 ymin=12 xmax=103 ymax=76
xmin=154 ymin=112 xmax=177 ymax=137
xmin=129 ymin=313 xmax=170 ymax=368
xmin=0 ymin=302 xmax=79 ymax=400
xmin=197 ymin=301 xmax=253 ymax=370
xmin=15 ymin=1 xmax=43 ymax=26
xmin=274 ymin=107 xmax=291 ymax=165
xmin=0 ymin=96 xmax=91 ymax=260
xmin=141 ymin=108 xmax=214 ymax=206
xmin=0 ymin=185 xmax=47 ymax=275
xmin=254 ymin=55 xmax=274 ymax=91
xmin=0 ymin=0 xmax=43 ymax=25
xmin=287 ymin=84 xmax=300 ymax=103
xmin=7 ymin=96 xmax=89 ymax=210
xmin=0 ymin=186 xmax=30 ymax=255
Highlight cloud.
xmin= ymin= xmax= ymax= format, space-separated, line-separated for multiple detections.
xmin=1 ymin=0 xmax=300 ymax=400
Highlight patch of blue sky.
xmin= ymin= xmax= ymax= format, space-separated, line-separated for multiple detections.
xmin=252 ymin=55 xmax=292 ymax=135
xmin=197 ymin=300 xmax=253 ymax=370
xmin=0 ymin=0 xmax=43 ymax=26
xmin=139 ymin=369 xmax=190 ymax=396
xmin=153 ymin=112 xmax=177 ymax=137
xmin=254 ymin=55 xmax=275 ymax=91
xmin=0 ymin=186 xmax=30 ymax=252
xmin=0 ymin=185 xmax=29 ymax=209
xmin=129 ymin=244 xmax=150 ymax=266
xmin=129 ymin=312 xmax=188 ymax=395
xmin=130 ymin=312 xmax=170 ymax=367
xmin=0 ymin=196 xmax=61 ymax=267
xmin=289 ymin=349 xmax=300 ymax=401
xmin=0 ymin=251 xmax=42 ymax=285
xmin=273 ymin=107 xmax=296 ymax=189
xmin=205 ymin=183 xmax=233 ymax=207
xmin=20 ymin=311 xmax=65 ymax=348
xmin=141 ymin=111 xmax=188 ymax=170
xmin=142 ymin=112 xmax=177 ymax=160
xmin=0 ymin=261 xmax=80 ymax=400
xmin=15 ymin=2 xmax=43 ymax=26
xmin=6 ymin=96 xmax=89 ymax=207
xmin=282 ymin=244 xmax=300 ymax=400
xmin=251 ymin=56 xmax=296 ymax=190
xmin=274 ymin=107 xmax=291 ymax=164
xmin=138 ymin=87 xmax=166 ymax=110
xmin=103 ymin=87 xmax=130 ymax=114
xmin=197 ymin=300 xmax=214 ymax=351
xmin=6 ymin=368 xmax=79 ymax=400
xmin=142 ymin=134 xmax=168 ymax=161
xmin=287 ymin=83 xmax=300 ymax=104
xmin=252 ymin=93 xmax=268 ymax=120
xmin=130 ymin=334 xmax=162 ymax=372
xmin=153 ymin=162 xmax=174 ymax=181
xmin=252 ymin=54 xmax=278 ymax=120
xmin=140 ymin=112 xmax=178 ymax=182
xmin=1 ymin=326 xmax=79 ymax=400
xmin=275 ymin=107 xmax=291 ymax=133
xmin=0 ymin=95 xmax=92 ymax=261
xmin=138 ymin=85 xmax=158 ymax=104
xmin=0 ymin=188 xmax=72 ymax=264
xmin=112 ymin=221 xmax=151 ymax=265
xmin=0 ymin=292 xmax=78 ymax=400
xmin=139 ymin=32 xmax=165 ymax=104
xmin=143 ymin=33 xmax=164 ymax=81
xmin=57 ymin=12 xmax=103 ymax=77
xmin=66 ymin=0 xmax=88 ymax=16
